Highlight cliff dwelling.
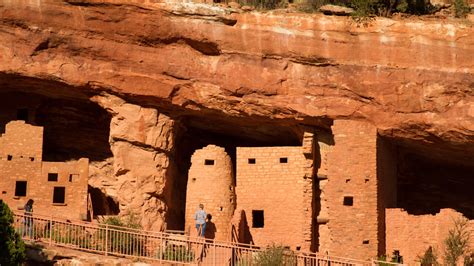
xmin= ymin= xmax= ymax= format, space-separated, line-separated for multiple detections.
xmin=1 ymin=1 xmax=473 ymax=265
xmin=0 ymin=120 xmax=89 ymax=221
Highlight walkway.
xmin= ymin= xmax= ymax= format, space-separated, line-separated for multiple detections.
xmin=13 ymin=211 xmax=398 ymax=265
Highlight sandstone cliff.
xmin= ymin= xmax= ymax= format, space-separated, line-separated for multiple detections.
xmin=0 ymin=0 xmax=473 ymax=231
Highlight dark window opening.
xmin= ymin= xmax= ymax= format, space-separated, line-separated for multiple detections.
xmin=252 ymin=210 xmax=264 ymax=228
xmin=48 ymin=173 xmax=58 ymax=182
xmin=280 ymin=157 xmax=288 ymax=163
xmin=7 ymin=155 xmax=12 ymax=161
xmin=204 ymin=159 xmax=215 ymax=165
xmin=17 ymin=108 xmax=29 ymax=122
xmin=343 ymin=196 xmax=354 ymax=206
xmin=30 ymin=157 xmax=35 ymax=162
xmin=363 ymin=240 xmax=370 ymax=244
xmin=53 ymin=187 xmax=66 ymax=204
xmin=69 ymin=174 xmax=78 ymax=182
xmin=248 ymin=158 xmax=256 ymax=164
xmin=15 ymin=181 xmax=27 ymax=197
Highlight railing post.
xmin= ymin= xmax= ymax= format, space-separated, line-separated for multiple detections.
xmin=49 ymin=215 xmax=52 ymax=246
xmin=213 ymin=242 xmax=216 ymax=265
xmin=159 ymin=234 xmax=163 ymax=265
xmin=105 ymin=224 xmax=108 ymax=256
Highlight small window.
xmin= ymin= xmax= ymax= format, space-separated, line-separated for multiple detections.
xmin=17 ymin=108 xmax=29 ymax=122
xmin=69 ymin=174 xmax=79 ymax=182
xmin=7 ymin=155 xmax=12 ymax=161
xmin=362 ymin=240 xmax=370 ymax=244
xmin=53 ymin=187 xmax=66 ymax=204
xmin=48 ymin=173 xmax=58 ymax=182
xmin=343 ymin=196 xmax=354 ymax=206
xmin=30 ymin=157 xmax=35 ymax=162
xmin=15 ymin=181 xmax=27 ymax=197
xmin=204 ymin=159 xmax=214 ymax=165
xmin=252 ymin=210 xmax=264 ymax=228
xmin=248 ymin=158 xmax=256 ymax=164
xmin=279 ymin=157 xmax=288 ymax=163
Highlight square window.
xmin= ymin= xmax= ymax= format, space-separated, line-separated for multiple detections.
xmin=53 ymin=187 xmax=66 ymax=204
xmin=343 ymin=196 xmax=354 ymax=206
xmin=7 ymin=155 xmax=12 ymax=161
xmin=252 ymin=210 xmax=264 ymax=228
xmin=30 ymin=157 xmax=35 ymax=162
xmin=15 ymin=181 xmax=27 ymax=197
xmin=48 ymin=173 xmax=58 ymax=182
xmin=69 ymin=174 xmax=79 ymax=182
xmin=279 ymin=157 xmax=288 ymax=163
xmin=17 ymin=108 xmax=29 ymax=122
xmin=248 ymin=158 xmax=256 ymax=164
xmin=204 ymin=159 xmax=214 ymax=165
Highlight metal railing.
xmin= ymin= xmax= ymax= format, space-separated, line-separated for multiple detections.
xmin=13 ymin=211 xmax=401 ymax=265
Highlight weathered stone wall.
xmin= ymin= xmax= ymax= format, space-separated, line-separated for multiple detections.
xmin=386 ymin=208 xmax=474 ymax=265
xmin=0 ymin=121 xmax=89 ymax=221
xmin=185 ymin=145 xmax=235 ymax=240
xmin=236 ymin=146 xmax=310 ymax=250
xmin=41 ymin=159 xmax=89 ymax=220
xmin=0 ymin=120 xmax=43 ymax=161
xmin=313 ymin=132 xmax=333 ymax=252
xmin=326 ymin=120 xmax=379 ymax=260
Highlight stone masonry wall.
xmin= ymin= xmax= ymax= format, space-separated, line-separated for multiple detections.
xmin=0 ymin=121 xmax=89 ymax=221
xmin=40 ymin=159 xmax=89 ymax=220
xmin=0 ymin=120 xmax=43 ymax=161
xmin=236 ymin=146 xmax=310 ymax=250
xmin=326 ymin=120 xmax=379 ymax=260
xmin=314 ymin=138 xmax=333 ymax=253
xmin=185 ymin=145 xmax=235 ymax=241
xmin=386 ymin=208 xmax=474 ymax=265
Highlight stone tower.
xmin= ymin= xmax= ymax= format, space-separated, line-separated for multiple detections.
xmin=185 ymin=145 xmax=236 ymax=241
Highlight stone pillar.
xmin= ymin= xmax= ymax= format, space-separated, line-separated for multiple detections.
xmin=185 ymin=145 xmax=236 ymax=241
xmin=326 ymin=120 xmax=379 ymax=260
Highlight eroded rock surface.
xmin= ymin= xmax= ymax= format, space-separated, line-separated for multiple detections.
xmin=0 ymin=0 xmax=473 ymax=232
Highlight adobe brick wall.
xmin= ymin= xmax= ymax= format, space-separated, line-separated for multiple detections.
xmin=325 ymin=120 xmax=379 ymax=260
xmin=0 ymin=120 xmax=43 ymax=161
xmin=236 ymin=145 xmax=311 ymax=250
xmin=386 ymin=208 xmax=474 ymax=265
xmin=39 ymin=159 xmax=89 ymax=220
xmin=0 ymin=121 xmax=89 ymax=221
xmin=314 ymin=133 xmax=333 ymax=252
xmin=185 ymin=145 xmax=235 ymax=241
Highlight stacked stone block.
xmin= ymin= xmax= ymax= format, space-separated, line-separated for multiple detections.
xmin=0 ymin=121 xmax=89 ymax=221
xmin=185 ymin=145 xmax=235 ymax=241
xmin=236 ymin=146 xmax=310 ymax=250
xmin=386 ymin=208 xmax=474 ymax=265
xmin=326 ymin=120 xmax=379 ymax=260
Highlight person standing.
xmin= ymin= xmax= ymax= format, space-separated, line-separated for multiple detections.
xmin=23 ymin=199 xmax=34 ymax=239
xmin=194 ymin=204 xmax=207 ymax=237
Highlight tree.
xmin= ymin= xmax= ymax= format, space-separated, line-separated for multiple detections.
xmin=444 ymin=217 xmax=470 ymax=266
xmin=0 ymin=200 xmax=26 ymax=266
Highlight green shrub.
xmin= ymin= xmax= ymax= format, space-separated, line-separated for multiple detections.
xmin=444 ymin=218 xmax=471 ymax=266
xmin=238 ymin=0 xmax=286 ymax=10
xmin=162 ymin=245 xmax=195 ymax=262
xmin=454 ymin=0 xmax=470 ymax=18
xmin=101 ymin=214 xmax=144 ymax=255
xmin=254 ymin=244 xmax=296 ymax=266
xmin=418 ymin=246 xmax=439 ymax=266
xmin=0 ymin=200 xmax=26 ymax=266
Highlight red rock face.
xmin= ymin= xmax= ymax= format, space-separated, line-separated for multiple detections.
xmin=1 ymin=1 xmax=472 ymax=153
xmin=0 ymin=0 xmax=473 ymax=243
